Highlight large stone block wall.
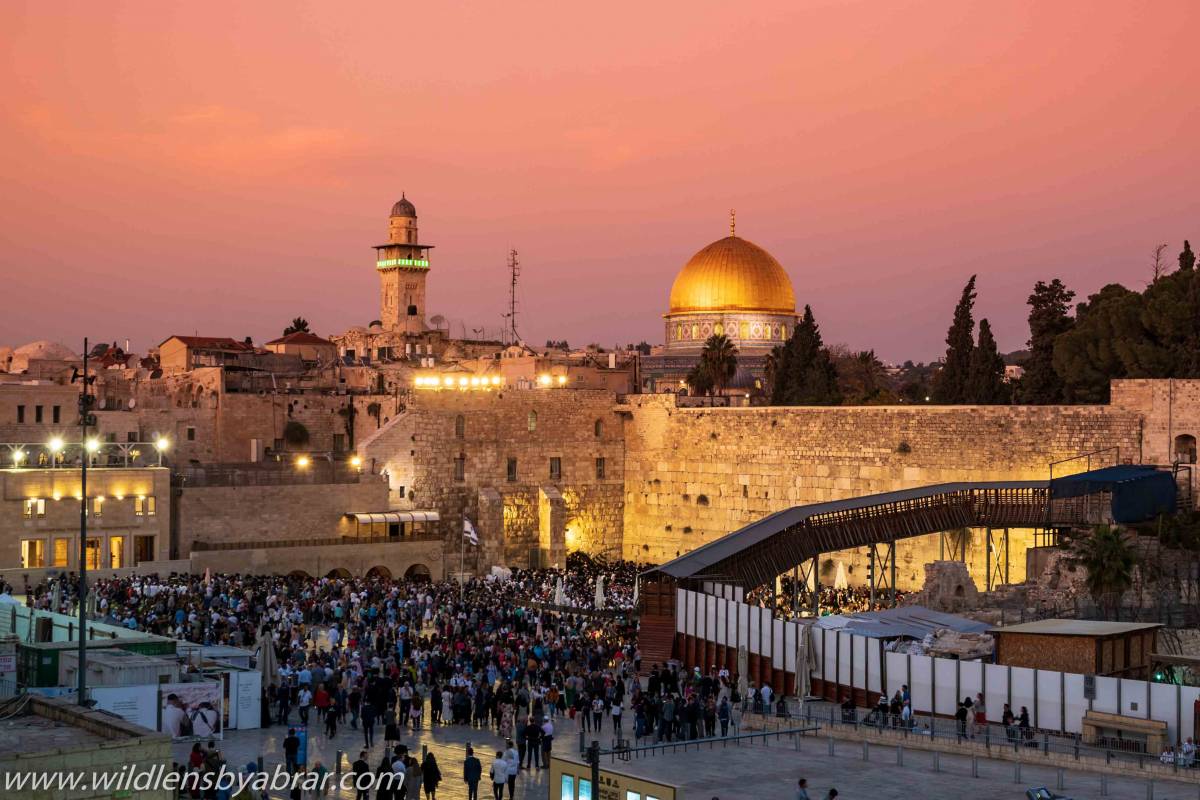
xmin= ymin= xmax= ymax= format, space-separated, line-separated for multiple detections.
xmin=360 ymin=389 xmax=626 ymax=565
xmin=175 ymin=477 xmax=390 ymax=555
xmin=1112 ymin=378 xmax=1200 ymax=498
xmin=620 ymin=396 xmax=1143 ymax=567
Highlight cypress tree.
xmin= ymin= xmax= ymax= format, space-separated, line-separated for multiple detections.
xmin=966 ymin=318 xmax=1008 ymax=403
xmin=1018 ymin=279 xmax=1075 ymax=404
xmin=931 ymin=275 xmax=977 ymax=403
xmin=771 ymin=305 xmax=841 ymax=405
xmin=1181 ymin=240 xmax=1196 ymax=272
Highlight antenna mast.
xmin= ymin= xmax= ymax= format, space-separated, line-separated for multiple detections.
xmin=505 ymin=249 xmax=521 ymax=345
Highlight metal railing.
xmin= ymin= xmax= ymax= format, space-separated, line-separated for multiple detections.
xmin=756 ymin=699 xmax=1200 ymax=773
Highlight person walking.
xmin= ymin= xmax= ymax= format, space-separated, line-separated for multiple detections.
xmin=796 ymin=778 xmax=811 ymax=800
xmin=298 ymin=686 xmax=313 ymax=725
xmin=362 ymin=700 xmax=377 ymax=749
xmin=488 ymin=751 xmax=507 ymax=800
xmin=421 ymin=752 xmax=441 ymax=799
xmin=352 ymin=751 xmax=371 ymax=800
xmin=283 ymin=728 xmax=301 ymax=773
xmin=504 ymin=739 xmax=519 ymax=800
xmin=462 ymin=746 xmax=482 ymax=800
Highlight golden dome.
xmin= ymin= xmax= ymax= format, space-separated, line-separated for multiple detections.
xmin=667 ymin=235 xmax=796 ymax=315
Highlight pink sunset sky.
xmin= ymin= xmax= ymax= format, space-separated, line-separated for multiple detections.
xmin=2 ymin=1 xmax=1197 ymax=362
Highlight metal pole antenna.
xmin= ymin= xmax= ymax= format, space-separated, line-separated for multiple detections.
xmin=77 ymin=337 xmax=89 ymax=705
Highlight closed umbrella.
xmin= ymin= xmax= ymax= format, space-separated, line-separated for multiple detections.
xmin=257 ymin=630 xmax=279 ymax=689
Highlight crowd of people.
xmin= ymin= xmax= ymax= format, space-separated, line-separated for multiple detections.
xmin=14 ymin=553 xmax=841 ymax=798
xmin=746 ymin=579 xmax=910 ymax=618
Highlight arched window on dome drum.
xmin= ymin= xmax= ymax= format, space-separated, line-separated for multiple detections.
xmin=740 ymin=321 xmax=749 ymax=339
xmin=714 ymin=322 xmax=723 ymax=336
xmin=675 ymin=324 xmax=682 ymax=340
xmin=780 ymin=325 xmax=788 ymax=340
xmin=691 ymin=324 xmax=699 ymax=340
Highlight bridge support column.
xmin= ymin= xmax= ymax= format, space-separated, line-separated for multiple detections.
xmin=811 ymin=554 xmax=820 ymax=616
xmin=986 ymin=527 xmax=1010 ymax=591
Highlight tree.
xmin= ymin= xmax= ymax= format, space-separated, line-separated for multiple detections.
xmin=930 ymin=276 xmax=977 ymax=403
xmin=283 ymin=317 xmax=311 ymax=335
xmin=966 ymin=319 xmax=1008 ymax=403
xmin=764 ymin=345 xmax=783 ymax=398
xmin=685 ymin=362 xmax=714 ymax=397
xmin=833 ymin=348 xmax=895 ymax=404
xmin=1150 ymin=243 xmax=1170 ymax=284
xmin=1069 ymin=525 xmax=1137 ymax=619
xmin=1181 ymin=240 xmax=1196 ymax=272
xmin=699 ymin=334 xmax=738 ymax=396
xmin=1052 ymin=284 xmax=1146 ymax=402
xmin=1018 ymin=279 xmax=1075 ymax=404
xmin=770 ymin=305 xmax=841 ymax=405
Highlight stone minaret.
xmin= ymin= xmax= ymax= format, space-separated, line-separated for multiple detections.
xmin=376 ymin=194 xmax=434 ymax=333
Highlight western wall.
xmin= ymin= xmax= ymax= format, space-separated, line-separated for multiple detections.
xmin=348 ymin=379 xmax=1200 ymax=592
xmin=620 ymin=395 xmax=1149 ymax=590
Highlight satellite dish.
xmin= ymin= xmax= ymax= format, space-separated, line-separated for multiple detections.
xmin=128 ymin=398 xmax=137 ymax=409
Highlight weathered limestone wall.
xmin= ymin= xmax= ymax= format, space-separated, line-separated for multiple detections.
xmin=1111 ymin=379 xmax=1200 ymax=502
xmin=360 ymin=389 xmax=626 ymax=566
xmin=621 ymin=396 xmax=1143 ymax=572
xmin=175 ymin=477 xmax=390 ymax=555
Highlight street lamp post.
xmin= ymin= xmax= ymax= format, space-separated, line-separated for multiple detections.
xmin=76 ymin=337 xmax=94 ymax=705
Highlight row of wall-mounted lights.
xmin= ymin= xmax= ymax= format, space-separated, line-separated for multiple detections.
xmin=414 ymin=375 xmax=506 ymax=389
xmin=7 ymin=437 xmax=170 ymax=467
xmin=292 ymin=455 xmax=362 ymax=471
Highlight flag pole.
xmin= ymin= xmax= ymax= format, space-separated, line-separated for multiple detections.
xmin=460 ymin=514 xmax=466 ymax=602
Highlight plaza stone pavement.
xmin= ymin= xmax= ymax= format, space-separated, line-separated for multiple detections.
xmin=176 ymin=713 xmax=1200 ymax=800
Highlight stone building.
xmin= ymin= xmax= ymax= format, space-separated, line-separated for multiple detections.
xmin=0 ymin=463 xmax=171 ymax=576
xmin=359 ymin=387 xmax=626 ymax=568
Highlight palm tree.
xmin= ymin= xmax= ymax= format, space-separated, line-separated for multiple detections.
xmin=1070 ymin=525 xmax=1137 ymax=619
xmin=685 ymin=363 xmax=714 ymax=397
xmin=283 ymin=317 xmax=311 ymax=335
xmin=700 ymin=334 xmax=738 ymax=397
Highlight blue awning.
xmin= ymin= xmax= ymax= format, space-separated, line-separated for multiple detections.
xmin=1051 ymin=466 xmax=1176 ymax=523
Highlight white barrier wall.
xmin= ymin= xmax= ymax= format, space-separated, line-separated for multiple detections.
xmin=810 ymin=628 xmax=1200 ymax=743
xmin=675 ymin=587 xmax=1200 ymax=744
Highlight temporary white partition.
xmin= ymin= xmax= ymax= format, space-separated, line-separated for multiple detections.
xmin=933 ymin=656 xmax=957 ymax=717
xmin=1036 ymin=669 xmax=1062 ymax=731
xmin=1007 ymin=667 xmax=1037 ymax=725
xmin=984 ymin=663 xmax=1009 ymax=720
xmin=1093 ymin=675 xmax=1120 ymax=715
xmin=959 ymin=660 xmax=984 ymax=708
xmin=866 ymin=639 xmax=883 ymax=694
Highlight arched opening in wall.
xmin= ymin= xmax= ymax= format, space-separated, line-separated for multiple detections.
xmin=455 ymin=415 xmax=465 ymax=439
xmin=527 ymin=411 xmax=537 ymax=432
xmin=953 ymin=584 xmax=965 ymax=598
xmin=288 ymin=570 xmax=312 ymax=580
xmin=326 ymin=568 xmax=352 ymax=579
xmin=365 ymin=566 xmax=392 ymax=580
xmin=594 ymin=419 xmax=602 ymax=438
xmin=1174 ymin=434 xmax=1197 ymax=464
xmin=404 ymin=563 xmax=432 ymax=582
